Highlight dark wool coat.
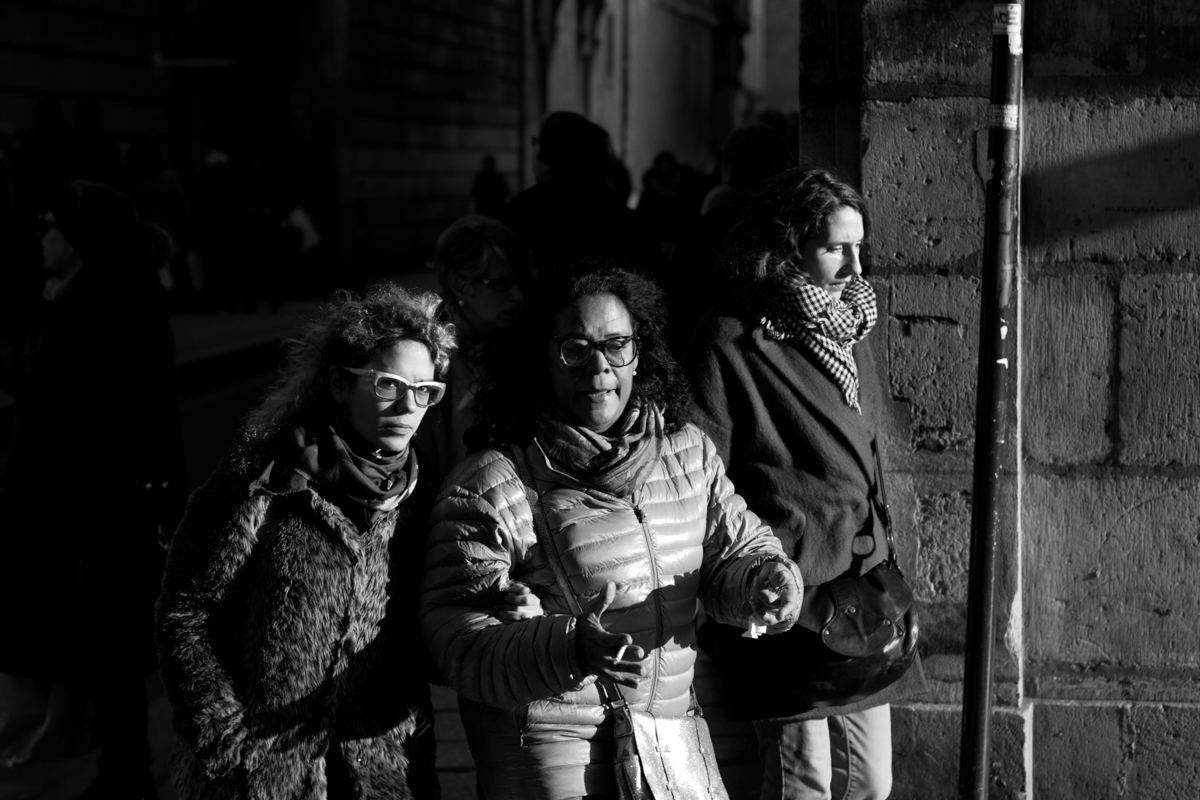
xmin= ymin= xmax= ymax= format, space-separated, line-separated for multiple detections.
xmin=685 ymin=305 xmax=925 ymax=721
xmin=155 ymin=440 xmax=440 ymax=800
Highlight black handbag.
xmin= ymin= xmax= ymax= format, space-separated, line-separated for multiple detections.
xmin=510 ymin=445 xmax=730 ymax=800
xmin=778 ymin=438 xmax=917 ymax=709
xmin=709 ymin=439 xmax=918 ymax=716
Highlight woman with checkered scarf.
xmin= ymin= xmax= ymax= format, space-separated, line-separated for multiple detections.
xmin=684 ymin=167 xmax=925 ymax=800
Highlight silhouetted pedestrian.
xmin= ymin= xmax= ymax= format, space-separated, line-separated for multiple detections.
xmin=0 ymin=181 xmax=186 ymax=800
xmin=415 ymin=214 xmax=533 ymax=476
xmin=471 ymin=154 xmax=509 ymax=217
xmin=499 ymin=111 xmax=660 ymax=279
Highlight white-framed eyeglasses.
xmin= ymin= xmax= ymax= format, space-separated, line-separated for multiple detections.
xmin=340 ymin=367 xmax=447 ymax=407
xmin=552 ymin=335 xmax=639 ymax=368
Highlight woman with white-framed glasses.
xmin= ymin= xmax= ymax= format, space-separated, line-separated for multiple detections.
xmin=156 ymin=284 xmax=457 ymax=800
xmin=420 ymin=261 xmax=803 ymax=800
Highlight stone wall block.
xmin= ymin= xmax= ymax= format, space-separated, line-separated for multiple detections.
xmin=862 ymin=98 xmax=989 ymax=270
xmin=1120 ymin=274 xmax=1200 ymax=465
xmin=1127 ymin=704 xmax=1200 ymax=797
xmin=1025 ymin=0 xmax=1147 ymax=76
xmin=1022 ymin=98 xmax=1200 ymax=264
xmin=1024 ymin=474 xmax=1200 ymax=670
xmin=1032 ymin=703 xmax=1125 ymax=798
xmin=891 ymin=704 xmax=1025 ymax=800
xmin=862 ymin=0 xmax=992 ymax=86
xmin=1154 ymin=3 xmax=1200 ymax=62
xmin=1023 ymin=275 xmax=1113 ymax=464
xmin=887 ymin=276 xmax=981 ymax=451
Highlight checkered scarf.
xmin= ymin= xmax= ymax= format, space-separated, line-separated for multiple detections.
xmin=757 ymin=272 xmax=878 ymax=411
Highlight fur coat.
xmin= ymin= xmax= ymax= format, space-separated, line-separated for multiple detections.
xmin=155 ymin=438 xmax=440 ymax=800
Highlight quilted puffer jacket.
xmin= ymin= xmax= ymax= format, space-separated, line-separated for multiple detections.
xmin=420 ymin=421 xmax=800 ymax=800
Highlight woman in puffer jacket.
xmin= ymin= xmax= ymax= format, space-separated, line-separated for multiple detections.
xmin=420 ymin=262 xmax=804 ymax=800
xmin=156 ymin=285 xmax=457 ymax=800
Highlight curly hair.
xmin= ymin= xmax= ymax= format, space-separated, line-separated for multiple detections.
xmin=472 ymin=261 xmax=691 ymax=442
xmin=430 ymin=215 xmax=534 ymax=301
xmin=244 ymin=283 xmax=457 ymax=439
xmin=723 ymin=166 xmax=868 ymax=287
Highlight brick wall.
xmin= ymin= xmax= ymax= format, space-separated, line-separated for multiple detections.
xmin=852 ymin=0 xmax=1200 ymax=796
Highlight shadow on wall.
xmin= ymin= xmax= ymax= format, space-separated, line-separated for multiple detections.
xmin=1022 ymin=128 xmax=1200 ymax=258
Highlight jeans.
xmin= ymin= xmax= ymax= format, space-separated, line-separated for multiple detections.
xmin=753 ymin=705 xmax=892 ymax=800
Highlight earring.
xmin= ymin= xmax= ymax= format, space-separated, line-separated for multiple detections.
xmin=457 ymin=298 xmax=465 ymax=307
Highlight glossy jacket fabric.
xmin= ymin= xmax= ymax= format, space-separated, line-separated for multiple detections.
xmin=685 ymin=306 xmax=925 ymax=721
xmin=420 ymin=421 xmax=798 ymax=800
xmin=155 ymin=441 xmax=440 ymax=800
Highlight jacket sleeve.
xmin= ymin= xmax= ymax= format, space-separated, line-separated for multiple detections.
xmin=419 ymin=452 xmax=585 ymax=709
xmin=694 ymin=426 xmax=803 ymax=626
xmin=154 ymin=460 xmax=259 ymax=779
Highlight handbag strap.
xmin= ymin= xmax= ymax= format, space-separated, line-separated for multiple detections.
xmin=508 ymin=443 xmax=633 ymax=713
xmin=869 ymin=437 xmax=901 ymax=572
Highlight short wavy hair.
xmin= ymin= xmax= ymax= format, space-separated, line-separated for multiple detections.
xmin=431 ymin=215 xmax=534 ymax=302
xmin=723 ymin=166 xmax=868 ymax=286
xmin=472 ymin=261 xmax=690 ymax=442
xmin=245 ymin=283 xmax=457 ymax=439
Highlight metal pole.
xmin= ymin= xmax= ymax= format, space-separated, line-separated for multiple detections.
xmin=958 ymin=3 xmax=1023 ymax=799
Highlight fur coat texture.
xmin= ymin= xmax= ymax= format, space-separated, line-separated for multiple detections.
xmin=155 ymin=438 xmax=440 ymax=800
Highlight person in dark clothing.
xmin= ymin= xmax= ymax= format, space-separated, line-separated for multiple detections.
xmin=685 ymin=167 xmax=925 ymax=800
xmin=498 ymin=111 xmax=660 ymax=279
xmin=0 ymin=181 xmax=187 ymax=800
xmin=666 ymin=123 xmax=790 ymax=355
xmin=471 ymin=154 xmax=509 ymax=218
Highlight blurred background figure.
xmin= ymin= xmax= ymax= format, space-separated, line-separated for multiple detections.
xmin=63 ymin=101 xmax=124 ymax=189
xmin=0 ymin=180 xmax=186 ymax=800
xmin=499 ymin=110 xmax=660 ymax=279
xmin=416 ymin=214 xmax=533 ymax=477
xmin=125 ymin=135 xmax=196 ymax=304
xmin=636 ymin=150 xmax=686 ymax=264
xmin=470 ymin=154 xmax=509 ymax=218
xmin=666 ymin=121 xmax=790 ymax=354
xmin=189 ymin=149 xmax=247 ymax=312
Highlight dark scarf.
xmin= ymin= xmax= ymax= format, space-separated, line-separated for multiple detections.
xmin=757 ymin=272 xmax=878 ymax=411
xmin=263 ymin=414 xmax=418 ymax=523
xmin=532 ymin=398 xmax=664 ymax=498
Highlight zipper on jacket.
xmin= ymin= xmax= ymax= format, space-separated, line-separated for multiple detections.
xmin=632 ymin=501 xmax=661 ymax=709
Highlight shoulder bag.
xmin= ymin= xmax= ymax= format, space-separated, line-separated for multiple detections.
xmin=509 ymin=445 xmax=730 ymax=800
xmin=753 ymin=438 xmax=919 ymax=712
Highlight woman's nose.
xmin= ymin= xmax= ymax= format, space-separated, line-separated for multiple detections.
xmin=846 ymin=247 xmax=863 ymax=276
xmin=393 ymin=388 xmax=420 ymax=413
xmin=586 ymin=347 xmax=611 ymax=373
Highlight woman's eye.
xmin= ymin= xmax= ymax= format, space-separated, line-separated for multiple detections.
xmin=378 ymin=378 xmax=402 ymax=393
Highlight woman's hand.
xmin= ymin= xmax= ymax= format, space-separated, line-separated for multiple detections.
xmin=492 ymin=581 xmax=544 ymax=623
xmin=574 ymin=581 xmax=647 ymax=687
xmin=749 ymin=561 xmax=803 ymax=634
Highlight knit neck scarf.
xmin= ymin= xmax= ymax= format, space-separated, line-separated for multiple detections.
xmin=532 ymin=397 xmax=664 ymax=498
xmin=267 ymin=413 xmax=417 ymax=514
xmin=757 ymin=272 xmax=878 ymax=411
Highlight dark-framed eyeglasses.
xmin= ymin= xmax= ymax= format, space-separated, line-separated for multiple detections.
xmin=340 ymin=366 xmax=447 ymax=407
xmin=552 ymin=335 xmax=639 ymax=368
xmin=473 ymin=275 xmax=525 ymax=293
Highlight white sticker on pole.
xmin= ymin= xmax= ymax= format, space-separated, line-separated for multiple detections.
xmin=993 ymin=4 xmax=1023 ymax=56
xmin=989 ymin=104 xmax=1019 ymax=130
